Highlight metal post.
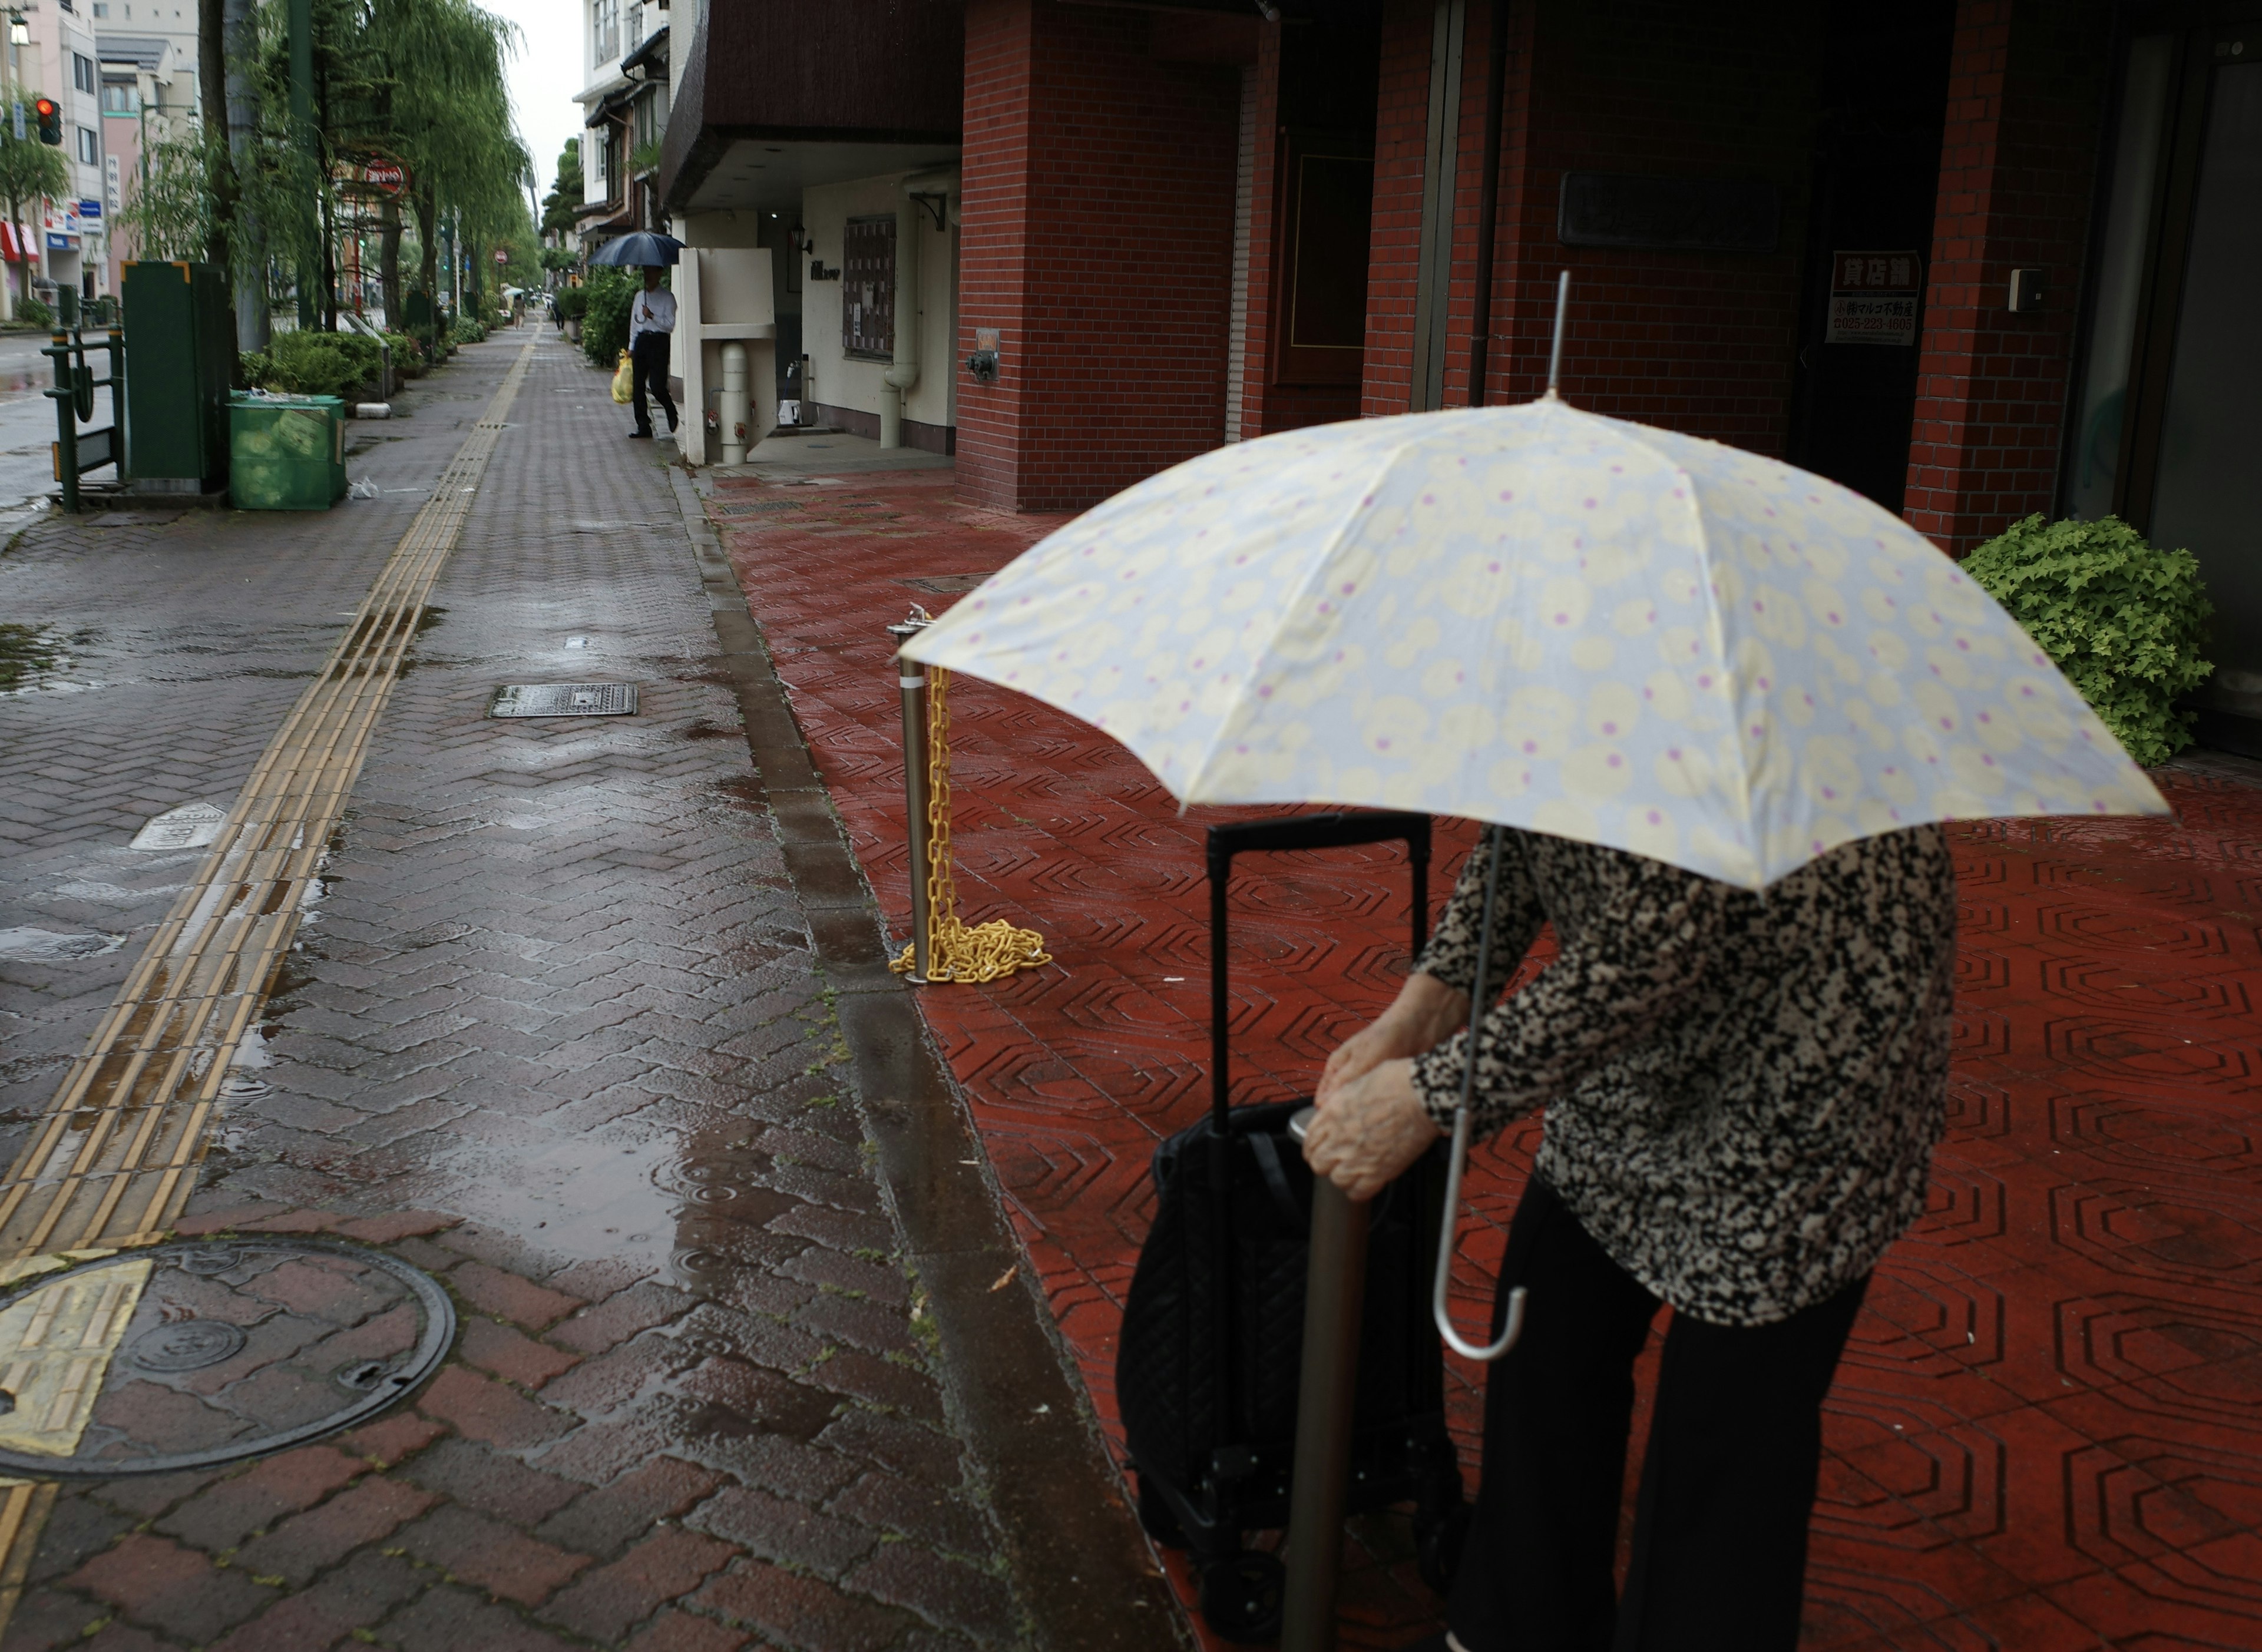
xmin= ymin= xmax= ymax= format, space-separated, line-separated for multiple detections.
xmin=886 ymin=608 xmax=934 ymax=983
xmin=1281 ymin=1105 xmax=1371 ymax=1652
xmin=107 ymin=325 xmax=125 ymax=480
xmin=45 ymin=327 xmax=77 ymax=512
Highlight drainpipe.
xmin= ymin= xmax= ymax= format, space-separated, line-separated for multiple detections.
xmin=881 ymin=168 xmax=958 ymax=449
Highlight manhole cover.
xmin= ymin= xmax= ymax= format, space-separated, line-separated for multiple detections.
xmin=488 ymin=682 xmax=639 ymax=718
xmin=130 ymin=802 xmax=229 ymax=851
xmin=0 ymin=1239 xmax=454 ymax=1478
xmin=710 ymin=499 xmax=802 ymax=516
xmin=899 ymin=574 xmax=989 ymax=594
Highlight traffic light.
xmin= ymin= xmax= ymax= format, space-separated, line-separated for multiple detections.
xmin=33 ymin=97 xmax=59 ymax=145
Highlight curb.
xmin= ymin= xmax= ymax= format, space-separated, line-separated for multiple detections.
xmin=663 ymin=463 xmax=1188 ymax=1652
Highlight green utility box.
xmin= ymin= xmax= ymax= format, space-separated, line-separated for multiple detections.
xmin=227 ymin=394 xmax=346 ymax=510
xmin=122 ymin=261 xmax=235 ymax=491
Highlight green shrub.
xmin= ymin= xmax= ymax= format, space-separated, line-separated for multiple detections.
xmin=16 ymin=296 xmax=52 ymax=329
xmin=580 ymin=266 xmax=637 ymax=368
xmin=383 ymin=330 xmax=426 ymax=377
xmin=448 ymin=314 xmax=487 ymax=345
xmin=1963 ymin=514 xmax=2214 ymax=767
xmin=240 ymin=329 xmax=379 ymax=399
xmin=555 ymin=286 xmax=588 ymax=320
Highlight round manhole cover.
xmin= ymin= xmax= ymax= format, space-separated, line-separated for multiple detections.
xmin=0 ymin=1239 xmax=454 ymax=1478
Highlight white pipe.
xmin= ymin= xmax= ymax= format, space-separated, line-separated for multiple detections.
xmin=881 ymin=168 xmax=960 ymax=450
xmin=719 ymin=342 xmax=750 ymax=465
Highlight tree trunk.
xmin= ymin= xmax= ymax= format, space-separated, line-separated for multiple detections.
xmin=379 ymin=193 xmax=401 ymax=330
xmin=223 ymin=0 xmax=267 ymax=350
xmin=412 ymin=183 xmax=436 ymax=324
xmin=199 ymin=0 xmax=234 ymax=274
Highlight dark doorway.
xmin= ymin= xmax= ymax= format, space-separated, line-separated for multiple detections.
xmin=1787 ymin=1 xmax=1957 ymax=511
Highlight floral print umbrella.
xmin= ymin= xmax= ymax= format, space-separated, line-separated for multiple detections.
xmin=902 ymin=396 xmax=2165 ymax=889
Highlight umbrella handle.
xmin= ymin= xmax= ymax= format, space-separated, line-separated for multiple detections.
xmin=1427 ymin=822 xmax=1527 ymax=1363
xmin=1433 ymin=1105 xmax=1526 ymax=1362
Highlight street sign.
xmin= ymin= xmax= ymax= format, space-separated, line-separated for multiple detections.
xmin=493 ymin=248 xmax=507 ymax=263
xmin=363 ymin=159 xmax=405 ymax=197
xmin=9 ymin=102 xmax=21 ymax=142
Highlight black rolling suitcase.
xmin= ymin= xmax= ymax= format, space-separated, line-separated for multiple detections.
xmin=1116 ymin=812 xmax=1466 ymax=1642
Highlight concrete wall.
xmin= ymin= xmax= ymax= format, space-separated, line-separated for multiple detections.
xmin=801 ymin=173 xmax=957 ymax=447
xmin=674 ymin=225 xmax=775 ymax=464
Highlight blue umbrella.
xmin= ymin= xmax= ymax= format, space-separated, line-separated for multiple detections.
xmin=588 ymin=231 xmax=683 ymax=267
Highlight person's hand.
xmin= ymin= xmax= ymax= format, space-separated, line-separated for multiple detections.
xmin=1303 ymin=1058 xmax=1440 ymax=1202
xmin=1317 ymin=972 xmax=1470 ymax=1108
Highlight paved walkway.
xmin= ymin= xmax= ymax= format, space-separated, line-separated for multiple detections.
xmin=712 ymin=464 xmax=2262 ymax=1651
xmin=0 ymin=332 xmax=1169 ymax=1650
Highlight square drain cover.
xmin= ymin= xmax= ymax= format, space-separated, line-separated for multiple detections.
xmin=490 ymin=683 xmax=639 ymax=718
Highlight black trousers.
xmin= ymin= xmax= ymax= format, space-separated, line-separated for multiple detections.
xmin=631 ymin=331 xmax=676 ymax=433
xmin=1448 ymin=1178 xmax=1867 ymax=1652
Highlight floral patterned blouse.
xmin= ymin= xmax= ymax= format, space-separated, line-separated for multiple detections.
xmin=1410 ymin=826 xmax=1958 ymax=1326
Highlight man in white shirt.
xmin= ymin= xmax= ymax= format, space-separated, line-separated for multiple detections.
xmin=626 ymin=266 xmax=679 ymax=439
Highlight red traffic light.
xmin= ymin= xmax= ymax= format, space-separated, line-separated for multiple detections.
xmin=32 ymin=97 xmax=59 ymax=145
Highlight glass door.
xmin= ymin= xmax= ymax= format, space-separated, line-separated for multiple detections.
xmin=2072 ymin=21 xmax=2262 ymax=747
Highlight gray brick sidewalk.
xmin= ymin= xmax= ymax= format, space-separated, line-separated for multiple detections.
xmin=0 ymin=333 xmax=1171 ymax=1651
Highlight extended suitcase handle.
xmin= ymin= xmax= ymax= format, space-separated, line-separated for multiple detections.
xmin=1431 ymin=825 xmax=1527 ymax=1363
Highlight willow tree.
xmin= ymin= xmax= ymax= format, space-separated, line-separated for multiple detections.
xmin=358 ymin=0 xmax=528 ymax=335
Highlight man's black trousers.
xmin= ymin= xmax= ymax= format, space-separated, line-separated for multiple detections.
xmin=1447 ymin=1177 xmax=1867 ymax=1652
xmin=631 ymin=332 xmax=676 ymax=433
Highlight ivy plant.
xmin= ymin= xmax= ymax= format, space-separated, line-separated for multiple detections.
xmin=1963 ymin=514 xmax=2214 ymax=767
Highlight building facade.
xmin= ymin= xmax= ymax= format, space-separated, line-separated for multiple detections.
xmin=662 ymin=0 xmax=2262 ymax=756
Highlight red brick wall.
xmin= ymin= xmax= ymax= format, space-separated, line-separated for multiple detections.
xmin=1364 ymin=0 xmax=1823 ymax=447
xmin=1904 ymin=0 xmax=2110 ymax=555
xmin=1361 ymin=0 xmax=1473 ymax=418
xmin=955 ymin=0 xmax=1242 ymax=512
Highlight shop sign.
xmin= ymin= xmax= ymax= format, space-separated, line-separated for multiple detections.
xmin=78 ymin=198 xmax=101 ymax=220
xmin=1826 ymin=249 xmax=1921 ymax=346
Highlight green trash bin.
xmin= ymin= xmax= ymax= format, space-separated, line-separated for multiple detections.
xmin=227 ymin=394 xmax=347 ymax=510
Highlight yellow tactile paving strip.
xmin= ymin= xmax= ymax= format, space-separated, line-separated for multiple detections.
xmin=0 ymin=337 xmax=534 ymax=1632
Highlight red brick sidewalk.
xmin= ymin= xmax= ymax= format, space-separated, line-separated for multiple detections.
xmin=718 ymin=465 xmax=2262 ymax=1652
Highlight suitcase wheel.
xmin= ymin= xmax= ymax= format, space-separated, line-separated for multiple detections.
xmin=1133 ymin=1472 xmax=1186 ymax=1550
xmin=1199 ymin=1550 xmax=1285 ymax=1644
xmin=1416 ymin=1501 xmax=1474 ymax=1597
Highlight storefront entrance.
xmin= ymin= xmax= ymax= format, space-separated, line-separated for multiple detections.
xmin=2071 ymin=12 xmax=2262 ymax=753
xmin=1785 ymin=2 xmax=1956 ymax=512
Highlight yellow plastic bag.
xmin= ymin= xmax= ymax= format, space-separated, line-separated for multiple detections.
xmin=610 ymin=349 xmax=633 ymax=404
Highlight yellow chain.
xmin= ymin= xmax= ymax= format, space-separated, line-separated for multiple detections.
xmin=890 ymin=665 xmax=1052 ymax=983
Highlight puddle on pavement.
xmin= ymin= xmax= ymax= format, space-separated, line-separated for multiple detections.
xmin=0 ymin=927 xmax=125 ymax=962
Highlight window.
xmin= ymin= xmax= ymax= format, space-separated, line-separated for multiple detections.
xmin=592 ymin=0 xmax=619 ymax=62
xmin=101 ymin=82 xmax=134 ymax=114
xmin=77 ymin=125 xmax=97 ymax=163
xmin=73 ymin=52 xmax=94 ymax=93
xmin=91 ymin=2 xmax=108 ymax=14
xmin=842 ymin=215 xmax=895 ymax=360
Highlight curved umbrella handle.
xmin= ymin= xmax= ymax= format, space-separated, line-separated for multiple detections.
xmin=1428 ymin=823 xmax=1526 ymax=1363
xmin=1433 ymin=1104 xmax=1526 ymax=1361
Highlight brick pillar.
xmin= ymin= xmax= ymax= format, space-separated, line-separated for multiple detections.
xmin=955 ymin=0 xmax=1241 ymax=512
xmin=1905 ymin=0 xmax=2111 ymax=555
xmin=1360 ymin=0 xmax=1439 ymax=418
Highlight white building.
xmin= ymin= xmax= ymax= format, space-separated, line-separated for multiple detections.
xmin=574 ymin=0 xmax=667 ymax=253
xmin=4 ymin=0 xmax=132 ymax=304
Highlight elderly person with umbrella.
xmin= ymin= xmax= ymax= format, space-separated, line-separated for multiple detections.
xmin=593 ymin=231 xmax=684 ymax=440
xmin=897 ymin=313 xmax=2162 ymax=1650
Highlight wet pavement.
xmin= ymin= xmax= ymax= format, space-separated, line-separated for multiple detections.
xmin=715 ymin=467 xmax=2262 ymax=1651
xmin=0 ymin=332 xmax=1172 ymax=1650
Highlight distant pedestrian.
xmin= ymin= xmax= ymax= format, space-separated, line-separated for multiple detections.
xmin=627 ymin=266 xmax=678 ymax=440
xmin=1307 ymin=826 xmax=1958 ymax=1652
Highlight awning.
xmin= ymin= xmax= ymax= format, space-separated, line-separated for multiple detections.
xmin=584 ymin=87 xmax=636 ymax=128
xmin=620 ymin=24 xmax=668 ymax=79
